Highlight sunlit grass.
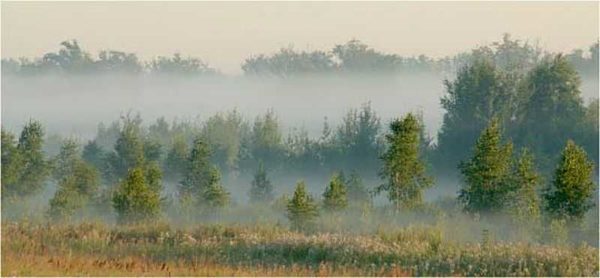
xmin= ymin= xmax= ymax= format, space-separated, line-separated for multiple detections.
xmin=2 ymin=221 xmax=597 ymax=276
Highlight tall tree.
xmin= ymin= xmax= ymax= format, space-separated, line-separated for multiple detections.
xmin=249 ymin=110 xmax=283 ymax=170
xmin=179 ymin=137 xmax=213 ymax=198
xmin=15 ymin=121 xmax=49 ymax=197
xmin=516 ymin=55 xmax=587 ymax=170
xmin=163 ymin=135 xmax=188 ymax=182
xmin=377 ymin=113 xmax=433 ymax=210
xmin=436 ymin=59 xmax=516 ymax=173
xmin=287 ymin=181 xmax=319 ymax=231
xmin=336 ymin=102 xmax=381 ymax=175
xmin=543 ymin=140 xmax=595 ymax=222
xmin=249 ymin=161 xmax=274 ymax=203
xmin=458 ymin=119 xmax=513 ymax=214
xmin=1 ymin=129 xmax=23 ymax=198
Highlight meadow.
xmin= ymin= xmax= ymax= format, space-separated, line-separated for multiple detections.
xmin=3 ymin=220 xmax=598 ymax=277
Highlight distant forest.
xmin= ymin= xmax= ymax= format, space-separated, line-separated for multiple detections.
xmin=2 ymin=34 xmax=598 ymax=79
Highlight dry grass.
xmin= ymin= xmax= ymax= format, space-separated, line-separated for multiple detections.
xmin=2 ymin=221 xmax=597 ymax=276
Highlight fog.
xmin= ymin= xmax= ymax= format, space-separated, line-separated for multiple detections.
xmin=1 ymin=73 xmax=448 ymax=139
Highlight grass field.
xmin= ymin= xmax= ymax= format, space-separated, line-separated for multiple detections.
xmin=2 ymin=221 xmax=598 ymax=276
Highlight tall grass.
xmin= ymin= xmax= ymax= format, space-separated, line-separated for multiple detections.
xmin=2 ymin=221 xmax=598 ymax=276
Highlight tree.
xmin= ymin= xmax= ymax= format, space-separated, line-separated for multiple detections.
xmin=201 ymin=110 xmax=248 ymax=171
xmin=249 ymin=161 xmax=274 ymax=203
xmin=377 ymin=113 xmax=433 ymax=210
xmin=287 ymin=181 xmax=319 ymax=231
xmin=48 ymin=161 xmax=100 ymax=220
xmin=505 ymin=149 xmax=541 ymax=222
xmin=242 ymin=47 xmax=335 ymax=77
xmin=14 ymin=121 xmax=49 ymax=197
xmin=112 ymin=167 xmax=161 ymax=224
xmin=106 ymin=114 xmax=145 ymax=182
xmin=179 ymin=137 xmax=213 ymax=198
xmin=543 ymin=140 xmax=595 ymax=222
xmin=163 ymin=135 xmax=188 ymax=182
xmin=516 ymin=55 xmax=587 ymax=171
xmin=149 ymin=53 xmax=216 ymax=76
xmin=82 ymin=140 xmax=106 ymax=171
xmin=458 ymin=119 xmax=513 ymax=214
xmin=335 ymin=102 xmax=381 ymax=175
xmin=201 ymin=167 xmax=230 ymax=210
xmin=436 ymin=59 xmax=516 ymax=173
xmin=1 ymin=129 xmax=24 ymax=198
xmin=322 ymin=172 xmax=348 ymax=211
xmin=249 ymin=110 xmax=283 ymax=170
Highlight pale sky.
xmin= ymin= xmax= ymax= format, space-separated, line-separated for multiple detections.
xmin=2 ymin=1 xmax=598 ymax=74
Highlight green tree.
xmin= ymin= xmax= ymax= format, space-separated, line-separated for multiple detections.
xmin=436 ymin=59 xmax=516 ymax=173
xmin=179 ymin=137 xmax=213 ymax=198
xmin=163 ymin=135 xmax=188 ymax=182
xmin=505 ymin=149 xmax=541 ymax=222
xmin=112 ymin=167 xmax=161 ymax=224
xmin=458 ymin=119 xmax=513 ymax=214
xmin=48 ymin=140 xmax=101 ymax=220
xmin=543 ymin=140 xmax=595 ymax=222
xmin=516 ymin=55 xmax=587 ymax=171
xmin=201 ymin=167 xmax=230 ymax=210
xmin=377 ymin=113 xmax=433 ymax=210
xmin=249 ymin=161 xmax=274 ymax=203
xmin=1 ymin=129 xmax=24 ymax=198
xmin=201 ymin=110 xmax=248 ymax=171
xmin=249 ymin=109 xmax=283 ymax=170
xmin=82 ymin=140 xmax=106 ymax=171
xmin=287 ymin=181 xmax=319 ymax=231
xmin=322 ymin=172 xmax=348 ymax=211
xmin=13 ymin=121 xmax=49 ymax=197
xmin=106 ymin=114 xmax=145 ymax=182
xmin=335 ymin=102 xmax=381 ymax=175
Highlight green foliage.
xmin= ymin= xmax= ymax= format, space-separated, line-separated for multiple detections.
xmin=505 ymin=149 xmax=541 ymax=223
xmin=201 ymin=167 xmax=230 ymax=210
xmin=378 ymin=113 xmax=433 ymax=210
xmin=82 ymin=140 xmax=106 ymax=171
xmin=1 ymin=129 xmax=24 ymax=196
xmin=48 ymin=140 xmax=101 ymax=220
xmin=249 ymin=162 xmax=274 ymax=203
xmin=436 ymin=59 xmax=516 ymax=173
xmin=249 ymin=110 xmax=283 ymax=170
xmin=543 ymin=140 xmax=595 ymax=222
xmin=287 ymin=181 xmax=319 ymax=231
xmin=517 ymin=55 xmax=587 ymax=170
xmin=149 ymin=53 xmax=216 ymax=76
xmin=201 ymin=110 xmax=248 ymax=171
xmin=459 ymin=119 xmax=513 ymax=214
xmin=3 ymin=121 xmax=49 ymax=198
xmin=322 ymin=172 xmax=348 ymax=211
xmin=106 ymin=114 xmax=145 ymax=182
xmin=179 ymin=137 xmax=213 ymax=197
xmin=335 ymin=102 xmax=381 ymax=175
xmin=163 ymin=135 xmax=188 ymax=182
xmin=112 ymin=167 xmax=161 ymax=224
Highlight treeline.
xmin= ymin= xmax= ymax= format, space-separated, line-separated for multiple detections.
xmin=1 ymin=112 xmax=596 ymax=238
xmin=2 ymin=34 xmax=598 ymax=78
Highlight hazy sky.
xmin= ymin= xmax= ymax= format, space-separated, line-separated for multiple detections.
xmin=2 ymin=1 xmax=598 ymax=74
